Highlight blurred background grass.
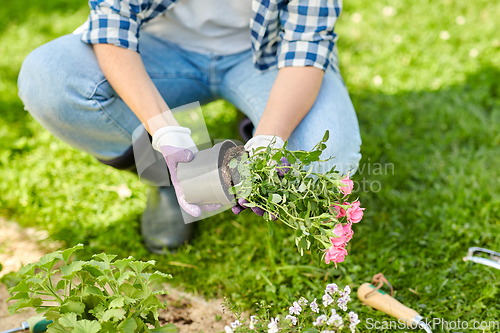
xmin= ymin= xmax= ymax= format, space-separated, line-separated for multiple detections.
xmin=1 ymin=0 xmax=500 ymax=331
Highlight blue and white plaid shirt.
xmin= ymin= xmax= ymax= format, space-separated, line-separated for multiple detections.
xmin=80 ymin=0 xmax=342 ymax=72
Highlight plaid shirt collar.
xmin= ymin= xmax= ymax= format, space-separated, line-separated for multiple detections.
xmin=80 ymin=0 xmax=341 ymax=72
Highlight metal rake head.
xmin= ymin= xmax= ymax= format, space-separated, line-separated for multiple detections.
xmin=463 ymin=247 xmax=500 ymax=270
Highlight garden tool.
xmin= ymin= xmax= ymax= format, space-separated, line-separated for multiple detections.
xmin=357 ymin=274 xmax=433 ymax=333
xmin=1 ymin=316 xmax=51 ymax=333
xmin=176 ymin=140 xmax=237 ymax=205
xmin=463 ymin=247 xmax=500 ymax=270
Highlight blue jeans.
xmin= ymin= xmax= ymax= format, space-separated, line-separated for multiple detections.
xmin=18 ymin=33 xmax=361 ymax=174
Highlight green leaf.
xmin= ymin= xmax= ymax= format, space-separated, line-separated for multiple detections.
xmin=113 ymin=257 xmax=134 ymax=273
xmin=271 ymin=194 xmax=282 ymax=203
xmin=61 ymin=244 xmax=83 ymax=264
xmin=142 ymin=294 xmax=163 ymax=309
xmin=8 ymin=297 xmax=43 ymax=314
xmin=92 ymin=253 xmax=117 ymax=264
xmin=37 ymin=252 xmax=62 ymax=271
xmin=55 ymin=279 xmax=67 ymax=292
xmin=8 ymin=280 xmax=30 ymax=293
xmin=150 ymin=323 xmax=179 ymax=333
xmin=116 ymin=271 xmax=135 ymax=285
xmin=84 ymin=260 xmax=108 ymax=276
xmin=88 ymin=303 xmax=106 ymax=320
xmin=119 ymin=284 xmax=140 ymax=298
xmin=108 ymin=296 xmax=125 ymax=308
xmin=44 ymin=310 xmax=62 ymax=321
xmin=229 ymin=158 xmax=237 ymax=168
xmin=128 ymin=260 xmax=155 ymax=274
xmin=117 ymin=318 xmax=137 ymax=333
xmin=60 ymin=300 xmax=85 ymax=315
xmin=60 ymin=261 xmax=84 ymax=280
xmin=322 ymin=130 xmax=330 ymax=143
xmin=83 ymin=286 xmax=104 ymax=296
xmin=271 ymin=151 xmax=283 ymax=162
xmin=7 ymin=292 xmax=30 ymax=301
xmin=298 ymin=183 xmax=307 ymax=192
xmin=100 ymin=308 xmax=125 ymax=323
xmin=149 ymin=271 xmax=173 ymax=282
xmin=299 ymin=237 xmax=308 ymax=249
xmin=59 ymin=312 xmax=78 ymax=329
xmin=26 ymin=276 xmax=44 ymax=285
xmin=73 ymin=320 xmax=101 ymax=333
xmin=305 ymin=164 xmax=314 ymax=178
xmin=46 ymin=321 xmax=71 ymax=333
xmin=17 ymin=263 xmax=37 ymax=276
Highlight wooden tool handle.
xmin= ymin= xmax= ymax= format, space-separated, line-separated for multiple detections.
xmin=357 ymin=283 xmax=419 ymax=323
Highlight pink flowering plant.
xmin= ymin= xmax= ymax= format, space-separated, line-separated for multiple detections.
xmin=229 ymin=131 xmax=365 ymax=266
xmin=223 ymin=283 xmax=360 ymax=333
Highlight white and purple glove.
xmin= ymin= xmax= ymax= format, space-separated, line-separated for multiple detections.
xmin=152 ymin=126 xmax=221 ymax=217
xmin=244 ymin=134 xmax=285 ymax=156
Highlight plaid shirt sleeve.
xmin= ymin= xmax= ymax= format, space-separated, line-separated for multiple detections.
xmin=81 ymin=0 xmax=171 ymax=52
xmin=277 ymin=0 xmax=342 ymax=71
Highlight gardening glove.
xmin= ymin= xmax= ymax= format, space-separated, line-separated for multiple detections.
xmin=152 ymin=126 xmax=221 ymax=217
xmin=232 ymin=198 xmax=278 ymax=220
xmin=244 ymin=134 xmax=285 ymax=156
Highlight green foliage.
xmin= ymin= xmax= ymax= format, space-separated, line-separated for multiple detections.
xmin=7 ymin=244 xmax=177 ymax=333
xmin=231 ymin=132 xmax=359 ymax=258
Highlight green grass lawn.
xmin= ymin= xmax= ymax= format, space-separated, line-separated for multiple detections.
xmin=1 ymin=0 xmax=500 ymax=331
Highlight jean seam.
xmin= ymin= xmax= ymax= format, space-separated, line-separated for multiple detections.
xmin=86 ymin=79 xmax=134 ymax=139
xmin=148 ymin=72 xmax=205 ymax=80
xmin=94 ymin=99 xmax=134 ymax=140
xmin=88 ymin=78 xmax=108 ymax=99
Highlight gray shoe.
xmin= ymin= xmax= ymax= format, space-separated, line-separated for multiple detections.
xmin=141 ymin=185 xmax=194 ymax=254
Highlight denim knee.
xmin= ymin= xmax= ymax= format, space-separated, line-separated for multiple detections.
xmin=18 ymin=34 xmax=103 ymax=126
xmin=18 ymin=43 xmax=56 ymax=123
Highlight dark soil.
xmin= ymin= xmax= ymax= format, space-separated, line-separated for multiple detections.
xmin=221 ymin=145 xmax=247 ymax=188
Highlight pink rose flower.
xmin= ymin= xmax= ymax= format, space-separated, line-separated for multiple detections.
xmin=339 ymin=175 xmax=354 ymax=195
xmin=325 ymin=245 xmax=348 ymax=267
xmin=343 ymin=223 xmax=354 ymax=242
xmin=330 ymin=224 xmax=347 ymax=246
xmin=331 ymin=203 xmax=346 ymax=218
xmin=346 ymin=201 xmax=365 ymax=223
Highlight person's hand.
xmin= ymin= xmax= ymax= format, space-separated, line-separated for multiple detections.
xmin=153 ymin=126 xmax=221 ymax=217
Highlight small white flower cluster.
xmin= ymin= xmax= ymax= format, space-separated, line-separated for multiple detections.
xmin=224 ymin=283 xmax=360 ymax=333
xmin=225 ymin=319 xmax=242 ymax=333
xmin=268 ymin=317 xmax=279 ymax=333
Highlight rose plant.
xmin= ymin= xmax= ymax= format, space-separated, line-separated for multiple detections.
xmin=229 ymin=131 xmax=365 ymax=266
xmin=7 ymin=244 xmax=177 ymax=333
xmin=223 ymin=282 xmax=360 ymax=333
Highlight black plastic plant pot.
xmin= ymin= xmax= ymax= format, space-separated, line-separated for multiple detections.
xmin=177 ymin=140 xmax=237 ymax=205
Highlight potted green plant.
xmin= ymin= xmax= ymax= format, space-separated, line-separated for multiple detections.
xmin=227 ymin=131 xmax=365 ymax=267
xmin=7 ymin=244 xmax=177 ymax=333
